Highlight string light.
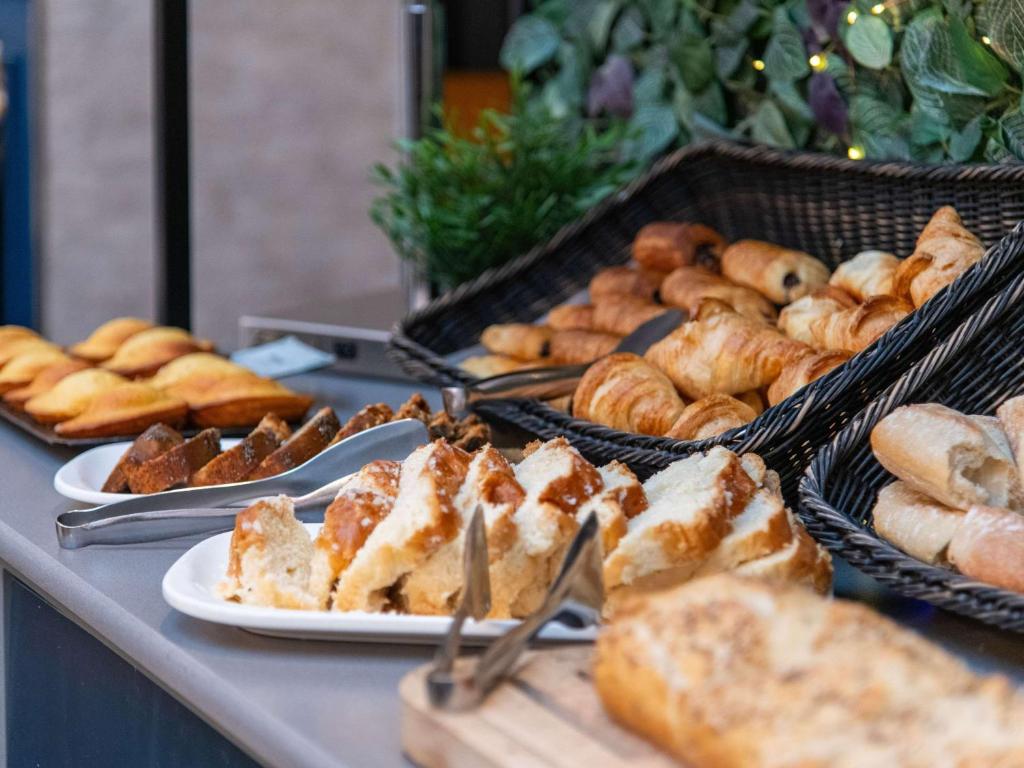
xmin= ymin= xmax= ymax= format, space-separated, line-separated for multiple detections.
xmin=752 ymin=59 xmax=766 ymax=71
xmin=846 ymin=10 xmax=859 ymax=23
xmin=982 ymin=35 xmax=992 ymax=45
xmin=870 ymin=3 xmax=885 ymax=13
xmin=808 ymin=53 xmax=828 ymax=71
xmin=847 ymin=146 xmax=865 ymax=160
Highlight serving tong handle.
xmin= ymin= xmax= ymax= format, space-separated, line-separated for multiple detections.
xmin=426 ymin=511 xmax=603 ymax=710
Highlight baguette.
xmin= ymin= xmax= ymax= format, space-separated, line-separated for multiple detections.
xmin=996 ymin=395 xmax=1024 ymax=469
xmin=871 ymin=480 xmax=964 ymax=564
xmin=948 ymin=505 xmax=1024 ymax=593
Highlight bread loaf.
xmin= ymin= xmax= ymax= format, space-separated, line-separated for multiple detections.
xmin=871 ymin=480 xmax=965 ymax=564
xmin=948 ymin=505 xmax=1024 ymax=594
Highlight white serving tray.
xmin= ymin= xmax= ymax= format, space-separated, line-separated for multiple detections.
xmin=163 ymin=523 xmax=599 ymax=645
xmin=54 ymin=438 xmax=244 ymax=505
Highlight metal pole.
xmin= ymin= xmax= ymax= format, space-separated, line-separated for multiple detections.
xmin=154 ymin=0 xmax=192 ymax=329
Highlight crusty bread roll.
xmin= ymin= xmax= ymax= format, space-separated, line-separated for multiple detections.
xmin=645 ymin=312 xmax=809 ymax=399
xmin=632 ymin=222 xmax=726 ymax=273
xmin=806 ymin=295 xmax=913 ymax=353
xmin=546 ymin=303 xmax=595 ymax=331
xmin=948 ymin=505 xmax=1024 ymax=594
xmin=766 ymin=349 xmax=851 ymax=406
xmin=777 ymin=287 xmax=857 ymax=345
xmin=870 ymin=403 xmax=1024 ymax=511
xmin=588 ymin=265 xmax=663 ymax=302
xmin=69 ymin=317 xmax=154 ymax=363
xmin=572 ymin=352 xmax=686 ymax=436
xmin=871 ymin=480 xmax=964 ymax=564
xmin=479 ymin=323 xmax=553 ymax=361
xmin=594 ymin=574 xmax=1024 ymax=768
xmin=996 ymin=395 xmax=1024 ymax=469
xmin=894 ymin=206 xmax=986 ymax=308
xmin=660 ymin=266 xmax=777 ymax=323
xmin=217 ymin=496 xmax=318 ymax=609
xmin=721 ymin=240 xmax=830 ymax=303
xmin=664 ymin=394 xmax=757 ymax=441
xmin=829 ymin=250 xmax=901 ymax=300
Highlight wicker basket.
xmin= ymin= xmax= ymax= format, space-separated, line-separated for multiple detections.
xmin=800 ymin=241 xmax=1024 ymax=632
xmin=389 ymin=140 xmax=1024 ymax=503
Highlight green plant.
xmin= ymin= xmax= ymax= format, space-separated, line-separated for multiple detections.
xmin=370 ymin=95 xmax=638 ymax=288
xmin=501 ymin=0 xmax=1024 ymax=163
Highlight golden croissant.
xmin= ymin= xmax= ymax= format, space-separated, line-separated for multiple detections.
xmin=893 ymin=206 xmax=985 ymax=307
xmin=573 ymin=353 xmax=686 ymax=436
xmin=660 ymin=266 xmax=777 ymax=323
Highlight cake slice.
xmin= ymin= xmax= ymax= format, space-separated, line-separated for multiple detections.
xmin=603 ymin=446 xmax=757 ymax=610
xmin=308 ymin=459 xmax=401 ymax=609
xmin=190 ymin=413 xmax=291 ymax=487
xmin=102 ymin=423 xmax=185 ymax=493
xmin=248 ymin=407 xmax=340 ymax=480
xmin=216 ymin=496 xmax=317 ymax=609
xmin=332 ymin=440 xmax=471 ymax=612
xmin=128 ymin=428 xmax=221 ymax=494
xmin=400 ymin=446 xmax=525 ymax=616
xmin=328 ymin=403 xmax=394 ymax=445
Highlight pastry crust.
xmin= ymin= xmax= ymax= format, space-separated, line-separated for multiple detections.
xmin=829 ymin=250 xmax=901 ymax=300
xmin=665 ymin=394 xmax=757 ymax=441
xmin=24 ymin=368 xmax=128 ymax=424
xmin=894 ymin=206 xmax=986 ymax=307
xmin=572 ymin=352 xmax=686 ymax=436
xmin=721 ymin=239 xmax=831 ymax=303
xmin=660 ymin=266 xmax=777 ymax=323
xmin=548 ymin=329 xmax=620 ymax=365
xmin=101 ymin=327 xmax=214 ymax=377
xmin=871 ymin=480 xmax=964 ymax=564
xmin=948 ymin=505 xmax=1024 ymax=593
xmin=3 ymin=359 xmax=91 ymax=409
xmin=69 ymin=317 xmax=154 ymax=362
xmin=54 ymin=382 xmax=189 ymax=438
xmin=766 ymin=349 xmax=851 ymax=406
xmin=480 ymin=323 xmax=553 ymax=361
xmin=633 ymin=222 xmax=726 ymax=273
xmin=588 ymin=266 xmax=663 ymax=302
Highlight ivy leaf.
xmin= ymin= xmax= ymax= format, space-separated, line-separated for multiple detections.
xmin=623 ymin=104 xmax=679 ymax=159
xmin=588 ymin=55 xmax=634 ymax=117
xmin=860 ymin=133 xmax=912 ymax=160
xmin=772 ymin=80 xmax=815 ymax=123
xmin=948 ymin=14 xmax=1008 ymax=97
xmin=845 ymin=15 xmax=893 ymax=69
xmin=712 ymin=0 xmax=763 ymax=41
xmin=612 ymin=6 xmax=646 ymax=51
xmin=764 ymin=7 xmax=810 ymax=81
xmin=588 ymin=0 xmax=621 ymax=49
xmin=910 ymin=101 xmax=951 ymax=145
xmin=500 ymin=15 xmax=561 ymax=74
xmin=751 ymin=99 xmax=796 ymax=147
xmin=949 ymin=115 xmax=983 ymax=161
xmin=985 ymin=133 xmax=1018 ymax=162
xmin=694 ymin=82 xmax=729 ymax=125
xmin=978 ymin=0 xmax=1024 ymax=74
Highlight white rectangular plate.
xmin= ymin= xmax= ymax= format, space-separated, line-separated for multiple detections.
xmin=162 ymin=524 xmax=599 ymax=645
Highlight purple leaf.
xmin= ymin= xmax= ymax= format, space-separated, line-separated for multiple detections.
xmin=588 ymin=55 xmax=634 ymax=118
xmin=809 ymin=73 xmax=848 ymax=136
xmin=807 ymin=0 xmax=844 ymax=40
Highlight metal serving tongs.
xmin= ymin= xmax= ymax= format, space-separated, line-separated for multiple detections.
xmin=442 ymin=309 xmax=684 ymax=418
xmin=426 ymin=511 xmax=603 ymax=710
xmin=55 ymin=418 xmax=430 ymax=549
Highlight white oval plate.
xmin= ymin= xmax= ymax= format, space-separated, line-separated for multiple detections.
xmin=55 ymin=438 xmax=243 ymax=505
xmin=163 ymin=523 xmax=598 ymax=644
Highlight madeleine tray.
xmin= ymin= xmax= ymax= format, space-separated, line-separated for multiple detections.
xmin=163 ymin=524 xmax=599 ymax=645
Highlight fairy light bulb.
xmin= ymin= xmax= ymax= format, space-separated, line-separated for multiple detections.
xmin=847 ymin=146 xmax=865 ymax=160
xmin=752 ymin=59 xmax=766 ymax=71
xmin=808 ymin=53 xmax=828 ymax=71
xmin=846 ymin=10 xmax=859 ymax=23
xmin=982 ymin=35 xmax=992 ymax=45
xmin=870 ymin=3 xmax=885 ymax=13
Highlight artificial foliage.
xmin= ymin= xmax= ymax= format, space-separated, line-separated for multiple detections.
xmin=500 ymin=0 xmax=1024 ymax=162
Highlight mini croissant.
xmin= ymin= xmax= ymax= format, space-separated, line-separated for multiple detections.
xmin=588 ymin=266 xmax=663 ymax=302
xmin=777 ymin=287 xmax=857 ymax=346
xmin=894 ymin=206 xmax=985 ymax=308
xmin=480 ymin=324 xmax=553 ymax=361
xmin=645 ymin=313 xmax=809 ymax=399
xmin=69 ymin=317 xmax=154 ymax=362
xmin=102 ymin=327 xmax=214 ymax=377
xmin=829 ymin=250 xmax=901 ymax=301
xmin=806 ymin=295 xmax=912 ymax=353
xmin=660 ymin=266 xmax=777 ymax=323
xmin=573 ymin=353 xmax=686 ymax=436
xmin=664 ymin=394 xmax=758 ymax=441
xmin=767 ymin=350 xmax=852 ymax=406
xmin=633 ymin=222 xmax=727 ymax=273
xmin=54 ymin=382 xmax=188 ymax=438
xmin=721 ymin=240 xmax=831 ymax=304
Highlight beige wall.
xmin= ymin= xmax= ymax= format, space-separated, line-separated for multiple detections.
xmin=38 ymin=0 xmax=403 ymax=349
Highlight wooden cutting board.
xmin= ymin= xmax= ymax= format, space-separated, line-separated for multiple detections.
xmin=400 ymin=645 xmax=678 ymax=768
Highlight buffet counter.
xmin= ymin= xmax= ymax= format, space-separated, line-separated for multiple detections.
xmin=0 ymin=370 xmax=1021 ymax=767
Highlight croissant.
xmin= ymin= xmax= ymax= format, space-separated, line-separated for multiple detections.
xmin=807 ymin=295 xmax=912 ymax=353
xmin=894 ymin=206 xmax=985 ymax=307
xmin=0 ymin=348 xmax=70 ymax=394
xmin=546 ymin=303 xmax=595 ymax=331
xmin=735 ymin=389 xmax=765 ymax=416
xmin=767 ymin=350 xmax=852 ymax=406
xmin=69 ymin=317 xmax=154 ymax=362
xmin=167 ymin=372 xmax=314 ymax=427
xmin=459 ymin=354 xmax=528 ymax=378
xmin=645 ymin=313 xmax=809 ymax=399
xmin=54 ymin=382 xmax=188 ymax=438
xmin=592 ymin=295 xmax=669 ymax=336
xmin=777 ymin=287 xmax=857 ymax=346
xmin=101 ymin=327 xmax=214 ymax=377
xmin=588 ymin=266 xmax=663 ymax=302
xmin=25 ymin=368 xmax=128 ymax=424
xmin=3 ymin=359 xmax=91 ymax=408
xmin=573 ymin=353 xmax=685 ymax=435
xmin=633 ymin=222 xmax=727 ymax=273
xmin=549 ymin=329 xmax=620 ymax=364
xmin=664 ymin=394 xmax=758 ymax=440
xmin=480 ymin=323 xmax=553 ymax=361
xmin=660 ymin=266 xmax=777 ymax=323
xmin=721 ymin=240 xmax=831 ymax=304
xmin=829 ymin=250 xmax=901 ymax=300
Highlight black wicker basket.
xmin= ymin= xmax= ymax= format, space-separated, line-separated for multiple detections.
xmin=389 ymin=140 xmax=1024 ymax=503
xmin=800 ymin=242 xmax=1024 ymax=633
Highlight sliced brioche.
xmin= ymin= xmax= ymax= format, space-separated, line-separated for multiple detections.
xmin=332 ymin=441 xmax=471 ymax=612
xmin=24 ymin=368 xmax=128 ymax=424
xmin=190 ymin=414 xmax=291 ymax=487
xmin=128 ymin=428 xmax=221 ymax=494
xmin=401 ymin=446 xmax=525 ymax=616
xmin=248 ymin=407 xmax=339 ymax=480
xmin=102 ymin=423 xmax=185 ymax=493
xmin=575 ymin=461 xmax=646 ymax=557
xmin=217 ymin=497 xmax=317 ymax=609
xmin=594 ymin=574 xmax=1024 ymax=768
xmin=695 ymin=488 xmax=794 ymax=577
xmin=309 ymin=459 xmax=401 ymax=609
xmin=69 ymin=317 xmax=154 ymax=362
xmin=948 ymin=505 xmax=1024 ymax=594
xmin=870 ymin=403 xmax=1023 ymax=510
xmin=871 ymin=480 xmax=965 ymax=564
xmin=732 ymin=516 xmax=833 ymax=594
xmin=54 ymin=382 xmax=188 ymax=438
